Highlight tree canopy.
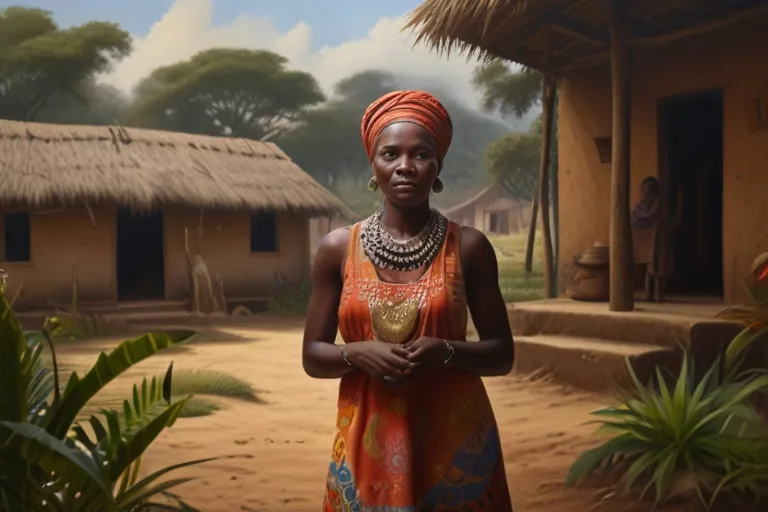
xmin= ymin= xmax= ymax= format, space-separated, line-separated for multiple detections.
xmin=0 ymin=7 xmax=511 ymax=217
xmin=472 ymin=60 xmax=546 ymax=200
xmin=127 ymin=48 xmax=325 ymax=140
xmin=36 ymin=80 xmax=129 ymax=125
xmin=483 ymin=124 xmax=541 ymax=200
xmin=0 ymin=7 xmax=131 ymax=121
xmin=472 ymin=60 xmax=542 ymax=119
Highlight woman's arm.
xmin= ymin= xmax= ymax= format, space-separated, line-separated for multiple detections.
xmin=447 ymin=227 xmax=515 ymax=376
xmin=301 ymin=228 xmax=356 ymax=379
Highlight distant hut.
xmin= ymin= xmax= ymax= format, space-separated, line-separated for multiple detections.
xmin=442 ymin=184 xmax=532 ymax=235
xmin=0 ymin=120 xmax=353 ymax=309
xmin=408 ymin=0 xmax=768 ymax=307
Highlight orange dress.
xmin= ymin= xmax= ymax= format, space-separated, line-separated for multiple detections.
xmin=323 ymin=221 xmax=513 ymax=511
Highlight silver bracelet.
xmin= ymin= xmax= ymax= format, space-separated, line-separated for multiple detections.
xmin=443 ymin=339 xmax=455 ymax=364
xmin=341 ymin=345 xmax=353 ymax=366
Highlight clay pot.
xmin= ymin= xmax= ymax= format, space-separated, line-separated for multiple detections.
xmin=574 ymin=241 xmax=609 ymax=268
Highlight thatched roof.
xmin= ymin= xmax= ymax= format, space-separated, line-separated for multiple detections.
xmin=406 ymin=0 xmax=768 ymax=74
xmin=443 ymin=183 xmax=527 ymax=215
xmin=0 ymin=119 xmax=355 ymax=217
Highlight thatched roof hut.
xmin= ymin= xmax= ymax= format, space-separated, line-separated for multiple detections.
xmin=406 ymin=0 xmax=768 ymax=308
xmin=0 ymin=119 xmax=353 ymax=217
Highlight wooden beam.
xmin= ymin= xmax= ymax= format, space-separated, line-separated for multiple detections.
xmin=608 ymin=0 xmax=634 ymax=312
xmin=538 ymin=76 xmax=557 ymax=298
xmin=547 ymin=13 xmax=609 ymax=46
xmin=555 ymin=2 xmax=768 ymax=74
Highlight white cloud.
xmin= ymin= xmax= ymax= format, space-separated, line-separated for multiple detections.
xmin=100 ymin=0 xmax=490 ymax=112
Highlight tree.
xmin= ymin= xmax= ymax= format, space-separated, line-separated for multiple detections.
xmin=472 ymin=60 xmax=543 ymax=118
xmin=0 ymin=7 xmax=131 ymax=121
xmin=484 ymin=129 xmax=540 ymax=201
xmin=36 ymin=80 xmax=129 ymax=125
xmin=473 ymin=60 xmax=554 ymax=275
xmin=278 ymin=101 xmax=367 ymax=188
xmin=128 ymin=49 xmax=325 ymax=140
xmin=333 ymin=69 xmax=398 ymax=106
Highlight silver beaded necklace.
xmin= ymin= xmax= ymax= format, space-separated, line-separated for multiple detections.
xmin=360 ymin=208 xmax=448 ymax=272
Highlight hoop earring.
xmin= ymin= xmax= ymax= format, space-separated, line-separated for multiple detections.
xmin=431 ymin=178 xmax=444 ymax=194
xmin=368 ymin=177 xmax=378 ymax=191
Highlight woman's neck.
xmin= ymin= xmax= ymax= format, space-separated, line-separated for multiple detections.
xmin=380 ymin=201 xmax=431 ymax=239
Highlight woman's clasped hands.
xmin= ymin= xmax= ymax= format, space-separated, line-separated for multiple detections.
xmin=344 ymin=337 xmax=447 ymax=385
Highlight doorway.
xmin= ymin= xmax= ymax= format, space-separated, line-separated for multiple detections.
xmin=489 ymin=212 xmax=500 ymax=233
xmin=116 ymin=208 xmax=165 ymax=301
xmin=657 ymin=91 xmax=724 ymax=297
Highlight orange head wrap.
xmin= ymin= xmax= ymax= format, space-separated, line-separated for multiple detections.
xmin=361 ymin=90 xmax=453 ymax=166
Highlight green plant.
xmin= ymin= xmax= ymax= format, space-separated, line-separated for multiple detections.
xmin=566 ymin=350 xmax=768 ymax=509
xmin=0 ymin=280 xmax=213 ymax=511
xmin=173 ymin=396 xmax=221 ymax=418
xmin=170 ymin=369 xmax=261 ymax=403
xmin=268 ymin=281 xmax=311 ymax=315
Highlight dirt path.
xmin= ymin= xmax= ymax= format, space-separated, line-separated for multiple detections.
xmin=57 ymin=319 xmax=643 ymax=512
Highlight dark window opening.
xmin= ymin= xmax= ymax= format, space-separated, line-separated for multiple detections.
xmin=250 ymin=212 xmax=278 ymax=253
xmin=3 ymin=213 xmax=31 ymax=262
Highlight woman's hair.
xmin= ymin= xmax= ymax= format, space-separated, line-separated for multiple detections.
xmin=641 ymin=176 xmax=660 ymax=190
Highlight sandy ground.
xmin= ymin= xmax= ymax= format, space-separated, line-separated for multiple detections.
xmin=56 ymin=318 xmax=655 ymax=512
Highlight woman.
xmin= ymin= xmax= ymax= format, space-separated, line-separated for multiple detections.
xmin=302 ymin=90 xmax=515 ymax=511
xmin=631 ymin=176 xmax=679 ymax=301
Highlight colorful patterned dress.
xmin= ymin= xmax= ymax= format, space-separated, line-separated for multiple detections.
xmin=323 ymin=221 xmax=513 ymax=511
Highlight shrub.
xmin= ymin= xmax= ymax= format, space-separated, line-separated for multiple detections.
xmin=0 ymin=271 xmax=213 ymax=511
xmin=566 ymin=329 xmax=768 ymax=510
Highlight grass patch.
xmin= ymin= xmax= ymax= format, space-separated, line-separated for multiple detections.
xmin=175 ymin=395 xmax=221 ymax=417
xmin=268 ymin=282 xmax=311 ymax=316
xmin=488 ymin=233 xmax=546 ymax=303
xmin=170 ymin=369 xmax=263 ymax=403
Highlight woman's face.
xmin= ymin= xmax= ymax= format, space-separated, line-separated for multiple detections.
xmin=372 ymin=122 xmax=440 ymax=208
xmin=641 ymin=181 xmax=659 ymax=201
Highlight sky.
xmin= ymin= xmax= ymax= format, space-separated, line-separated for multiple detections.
xmin=6 ymin=0 xmax=514 ymax=115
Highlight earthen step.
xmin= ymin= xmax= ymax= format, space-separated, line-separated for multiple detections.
xmin=513 ymin=335 xmax=681 ymax=393
xmin=508 ymin=304 xmax=700 ymax=348
xmin=82 ymin=300 xmax=188 ymax=315
xmin=111 ymin=310 xmax=197 ymax=325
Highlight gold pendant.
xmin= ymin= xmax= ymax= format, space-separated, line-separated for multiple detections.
xmin=370 ymin=297 xmax=420 ymax=344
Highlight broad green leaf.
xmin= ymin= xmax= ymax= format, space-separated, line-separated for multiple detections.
xmin=566 ymin=434 xmax=650 ymax=487
xmin=0 ymin=291 xmax=28 ymax=422
xmin=0 ymin=420 xmax=116 ymax=510
xmin=623 ymin=450 xmax=660 ymax=492
xmin=115 ymin=457 xmax=216 ymax=509
xmin=651 ymin=447 xmax=678 ymax=503
xmin=44 ymin=330 xmax=195 ymax=438
xmin=724 ymin=323 xmax=768 ymax=380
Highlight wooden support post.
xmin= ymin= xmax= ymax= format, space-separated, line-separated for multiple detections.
xmin=523 ymin=187 xmax=539 ymax=274
xmin=609 ymin=0 xmax=634 ymax=311
xmin=538 ymin=76 xmax=556 ymax=298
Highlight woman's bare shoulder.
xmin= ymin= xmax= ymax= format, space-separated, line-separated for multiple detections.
xmin=314 ymin=226 xmax=352 ymax=272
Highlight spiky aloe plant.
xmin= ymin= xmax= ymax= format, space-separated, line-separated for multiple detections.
xmin=566 ymin=353 xmax=768 ymax=509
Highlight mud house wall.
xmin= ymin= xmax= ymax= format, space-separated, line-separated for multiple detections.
xmin=557 ymin=16 xmax=768 ymax=303
xmin=164 ymin=208 xmax=310 ymax=301
xmin=0 ymin=203 xmax=116 ymax=308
